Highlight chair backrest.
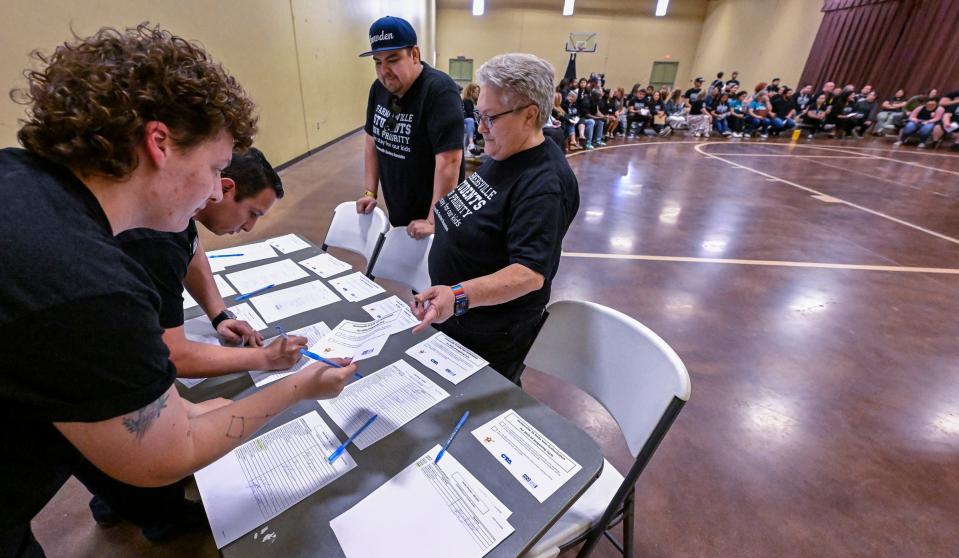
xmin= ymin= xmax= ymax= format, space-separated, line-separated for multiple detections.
xmin=525 ymin=300 xmax=691 ymax=457
xmin=367 ymin=229 xmax=433 ymax=293
xmin=322 ymin=202 xmax=390 ymax=265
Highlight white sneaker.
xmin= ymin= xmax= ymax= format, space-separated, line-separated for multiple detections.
xmin=731 ymin=132 xmax=742 ymax=138
xmin=893 ymin=141 xmax=902 ymax=147
xmin=808 ymin=133 xmax=814 ymax=139
xmin=704 ymin=133 xmax=710 ymax=138
xmin=917 ymin=142 xmax=927 ymax=149
xmin=760 ymin=133 xmax=769 ymax=139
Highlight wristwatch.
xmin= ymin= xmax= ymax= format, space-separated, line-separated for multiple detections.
xmin=211 ymin=309 xmax=237 ymax=330
xmin=363 ymin=190 xmax=377 ymax=199
xmin=451 ymin=284 xmax=469 ymax=316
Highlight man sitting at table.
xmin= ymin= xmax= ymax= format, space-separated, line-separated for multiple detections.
xmin=411 ymin=53 xmax=580 ymax=384
xmin=117 ymin=147 xmax=308 ymax=380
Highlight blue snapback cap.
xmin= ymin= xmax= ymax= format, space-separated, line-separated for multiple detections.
xmin=359 ymin=16 xmax=417 ymax=57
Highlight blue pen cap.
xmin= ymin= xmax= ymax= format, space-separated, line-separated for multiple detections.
xmin=359 ymin=16 xmax=417 ymax=57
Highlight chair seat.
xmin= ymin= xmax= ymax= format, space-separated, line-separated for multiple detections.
xmin=523 ymin=458 xmax=625 ymax=558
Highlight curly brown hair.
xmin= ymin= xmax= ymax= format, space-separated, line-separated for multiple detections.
xmin=12 ymin=23 xmax=257 ymax=179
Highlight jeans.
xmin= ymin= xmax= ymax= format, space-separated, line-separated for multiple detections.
xmin=713 ymin=118 xmax=729 ymax=134
xmin=875 ymin=111 xmax=904 ymax=133
xmin=590 ymin=118 xmax=605 ymax=143
xmin=900 ymin=121 xmax=936 ymax=142
xmin=578 ymin=118 xmax=595 ymax=143
xmin=747 ymin=116 xmax=770 ymax=133
xmin=771 ymin=117 xmax=795 ymax=132
xmin=464 ymin=117 xmax=476 ymax=148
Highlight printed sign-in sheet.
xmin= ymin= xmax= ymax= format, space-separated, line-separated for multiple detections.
xmin=195 ymin=411 xmax=355 ymax=549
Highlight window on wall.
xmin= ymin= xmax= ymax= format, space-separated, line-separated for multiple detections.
xmin=449 ymin=57 xmax=473 ymax=87
xmin=650 ymin=61 xmax=679 ymax=90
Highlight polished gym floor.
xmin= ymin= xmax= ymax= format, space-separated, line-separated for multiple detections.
xmin=34 ymin=132 xmax=959 ymax=557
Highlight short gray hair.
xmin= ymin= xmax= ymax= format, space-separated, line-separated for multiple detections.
xmin=476 ymin=53 xmax=554 ymax=127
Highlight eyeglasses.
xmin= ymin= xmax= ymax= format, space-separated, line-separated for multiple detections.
xmin=473 ymin=103 xmax=535 ymax=128
xmin=385 ymin=96 xmax=402 ymax=132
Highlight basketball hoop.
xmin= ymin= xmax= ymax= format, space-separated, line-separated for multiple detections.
xmin=565 ymin=32 xmax=597 ymax=53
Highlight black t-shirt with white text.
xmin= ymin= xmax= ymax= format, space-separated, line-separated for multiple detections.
xmin=117 ymin=220 xmax=199 ymax=329
xmin=0 ymin=148 xmax=174 ymax=531
xmin=429 ymin=140 xmax=579 ymax=331
xmin=365 ymin=63 xmax=465 ymax=227
xmin=685 ymin=87 xmax=703 ymax=102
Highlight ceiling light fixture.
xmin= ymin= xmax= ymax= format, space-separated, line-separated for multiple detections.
xmin=563 ymin=0 xmax=575 ymax=16
xmin=656 ymin=0 xmax=669 ymax=16
xmin=473 ymin=0 xmax=484 ymax=16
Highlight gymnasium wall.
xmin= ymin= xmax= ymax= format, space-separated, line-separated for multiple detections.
xmin=436 ymin=3 xmax=709 ymax=94
xmin=689 ymin=0 xmax=824 ymax=91
xmin=0 ymin=0 xmax=432 ymax=166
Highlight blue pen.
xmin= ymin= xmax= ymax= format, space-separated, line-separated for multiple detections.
xmin=300 ymin=348 xmax=364 ymax=380
xmin=209 ymin=253 xmax=245 ymax=258
xmin=328 ymin=414 xmax=378 ymax=463
xmin=235 ymin=283 xmax=275 ymax=301
xmin=435 ymin=410 xmax=470 ymax=464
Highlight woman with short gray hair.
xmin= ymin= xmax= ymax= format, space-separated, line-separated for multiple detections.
xmin=411 ymin=53 xmax=580 ymax=384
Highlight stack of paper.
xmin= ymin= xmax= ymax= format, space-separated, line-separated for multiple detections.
xmin=471 ymin=410 xmax=582 ymax=503
xmin=330 ymin=444 xmax=514 ymax=558
xmin=298 ymin=253 xmax=352 ymax=278
xmin=207 ymin=242 xmax=278 ymax=272
xmin=248 ymin=322 xmax=331 ymax=387
xmin=266 ymin=233 xmax=312 ymax=254
xmin=318 ymin=360 xmax=449 ymax=450
xmin=406 ymin=332 xmax=489 ymax=384
xmin=310 ymin=310 xmax=419 ymax=362
xmin=196 ymin=411 xmax=356 ymax=548
xmin=248 ymin=280 xmax=340 ymax=323
xmin=225 ymin=259 xmax=309 ymax=293
xmin=328 ymin=272 xmax=385 ymax=302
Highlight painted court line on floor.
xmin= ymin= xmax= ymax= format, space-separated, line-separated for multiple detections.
xmin=693 ymin=143 xmax=959 ymax=246
xmin=561 ymin=252 xmax=959 ymax=274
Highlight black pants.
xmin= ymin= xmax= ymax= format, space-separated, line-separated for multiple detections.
xmin=73 ymin=458 xmax=186 ymax=528
xmin=729 ymin=116 xmax=745 ymax=132
xmin=436 ymin=310 xmax=546 ymax=385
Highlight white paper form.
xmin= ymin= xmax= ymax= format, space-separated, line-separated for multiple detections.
xmin=195 ymin=411 xmax=356 ymax=549
xmin=225 ymin=259 xmax=309 ymax=294
xmin=362 ymin=295 xmax=417 ymax=323
xmin=213 ymin=275 xmax=237 ymax=298
xmin=207 ymin=242 xmax=278 ymax=273
xmin=266 ymin=233 xmax=311 ymax=254
xmin=248 ymin=322 xmax=331 ymax=388
xmin=330 ymin=444 xmax=514 ymax=558
xmin=472 ymin=410 xmax=582 ymax=503
xmin=229 ymin=302 xmax=268 ymax=331
xmin=249 ymin=280 xmax=340 ymax=323
xmin=298 ymin=252 xmax=352 ymax=279
xmin=318 ymin=360 xmax=449 ymax=450
xmin=310 ymin=310 xmax=418 ymax=362
xmin=406 ymin=332 xmax=489 ymax=385
xmin=328 ymin=271 xmax=385 ymax=302
xmin=176 ymin=316 xmax=222 ymax=388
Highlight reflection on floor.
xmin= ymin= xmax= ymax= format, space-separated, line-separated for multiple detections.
xmin=34 ymin=132 xmax=959 ymax=557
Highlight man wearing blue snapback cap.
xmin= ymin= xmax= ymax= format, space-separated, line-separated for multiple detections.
xmin=356 ymin=16 xmax=464 ymax=239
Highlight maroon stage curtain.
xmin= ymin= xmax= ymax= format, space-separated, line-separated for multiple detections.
xmin=799 ymin=0 xmax=959 ymax=99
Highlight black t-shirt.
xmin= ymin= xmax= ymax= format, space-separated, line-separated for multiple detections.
xmin=463 ymin=98 xmax=475 ymax=120
xmin=116 ymin=221 xmax=199 ymax=329
xmin=0 ymin=148 xmax=175 ymax=530
xmin=685 ymin=87 xmax=703 ymax=102
xmin=365 ymin=63 xmax=465 ymax=227
xmin=577 ymin=94 xmax=598 ymax=118
xmin=726 ymin=79 xmax=740 ymax=89
xmin=689 ymin=99 xmax=706 ymax=115
xmin=429 ymin=140 xmax=579 ymax=331
xmin=794 ymin=93 xmax=813 ymax=112
xmin=648 ymin=100 xmax=666 ymax=114
xmin=770 ymin=96 xmax=794 ymax=118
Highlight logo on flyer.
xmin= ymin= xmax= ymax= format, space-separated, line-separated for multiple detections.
xmin=522 ymin=473 xmax=539 ymax=489
xmin=500 ymin=453 xmax=513 ymax=465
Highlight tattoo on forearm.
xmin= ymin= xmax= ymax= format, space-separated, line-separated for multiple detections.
xmin=122 ymin=394 xmax=169 ymax=442
xmin=226 ymin=415 xmax=246 ymax=439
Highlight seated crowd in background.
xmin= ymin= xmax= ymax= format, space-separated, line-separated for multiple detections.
xmin=460 ymin=70 xmax=959 ymax=154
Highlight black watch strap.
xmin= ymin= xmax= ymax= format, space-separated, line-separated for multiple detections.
xmin=211 ymin=309 xmax=236 ymax=330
